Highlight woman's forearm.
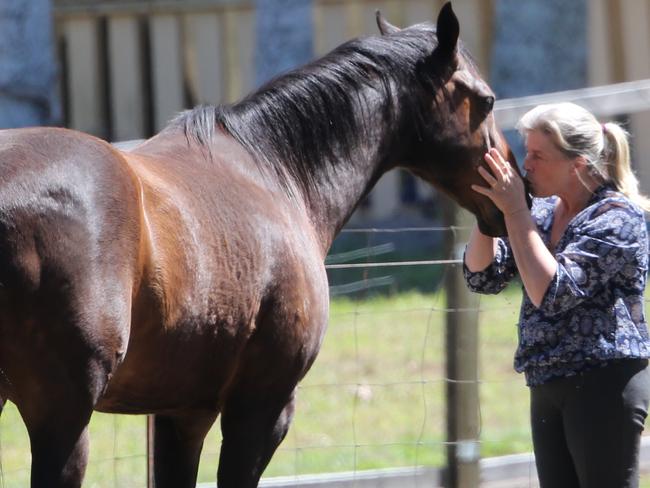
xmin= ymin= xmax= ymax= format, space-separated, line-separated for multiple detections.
xmin=504 ymin=210 xmax=556 ymax=307
xmin=464 ymin=224 xmax=498 ymax=272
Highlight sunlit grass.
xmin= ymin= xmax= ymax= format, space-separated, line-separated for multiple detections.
xmin=1 ymin=286 xmax=649 ymax=486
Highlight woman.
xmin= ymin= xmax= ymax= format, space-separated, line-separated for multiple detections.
xmin=464 ymin=102 xmax=650 ymax=487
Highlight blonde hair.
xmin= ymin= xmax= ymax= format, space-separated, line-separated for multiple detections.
xmin=516 ymin=102 xmax=650 ymax=212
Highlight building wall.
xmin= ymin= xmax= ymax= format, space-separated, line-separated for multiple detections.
xmin=52 ymin=0 xmax=650 ymax=218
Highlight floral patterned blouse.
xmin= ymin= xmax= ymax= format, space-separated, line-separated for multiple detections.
xmin=463 ymin=184 xmax=650 ymax=386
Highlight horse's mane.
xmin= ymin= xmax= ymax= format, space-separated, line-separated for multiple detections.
xmin=169 ymin=23 xmax=468 ymax=194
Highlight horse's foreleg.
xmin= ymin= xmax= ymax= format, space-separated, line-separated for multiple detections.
xmin=27 ymin=412 xmax=92 ymax=488
xmin=152 ymin=411 xmax=217 ymax=488
xmin=218 ymin=388 xmax=297 ymax=488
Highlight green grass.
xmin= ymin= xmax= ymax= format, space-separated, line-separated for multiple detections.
xmin=1 ymin=286 xmax=649 ymax=486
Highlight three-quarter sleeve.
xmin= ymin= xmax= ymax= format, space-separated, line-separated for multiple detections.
xmin=463 ymin=238 xmax=518 ymax=294
xmin=536 ymin=201 xmax=647 ymax=317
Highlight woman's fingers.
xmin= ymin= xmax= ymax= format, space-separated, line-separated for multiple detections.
xmin=489 ymin=147 xmax=505 ymax=162
xmin=471 ymin=184 xmax=490 ymax=196
xmin=489 ymin=148 xmax=515 ymax=175
xmin=484 ymin=149 xmax=520 ymax=187
xmin=483 ymin=152 xmax=506 ymax=181
xmin=477 ymin=166 xmax=497 ymax=186
xmin=474 ymin=149 xmax=527 ymax=217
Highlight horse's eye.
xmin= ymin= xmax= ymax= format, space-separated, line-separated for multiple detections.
xmin=479 ymin=95 xmax=495 ymax=115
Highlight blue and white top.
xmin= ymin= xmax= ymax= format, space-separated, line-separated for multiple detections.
xmin=464 ymin=184 xmax=650 ymax=386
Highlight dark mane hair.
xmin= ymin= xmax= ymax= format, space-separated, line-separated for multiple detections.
xmin=169 ymin=23 xmax=460 ymax=194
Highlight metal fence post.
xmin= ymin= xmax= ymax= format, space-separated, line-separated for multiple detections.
xmin=443 ymin=199 xmax=480 ymax=488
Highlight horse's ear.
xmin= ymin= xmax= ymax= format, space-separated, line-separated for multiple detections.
xmin=436 ymin=2 xmax=459 ymax=55
xmin=376 ymin=10 xmax=400 ymax=35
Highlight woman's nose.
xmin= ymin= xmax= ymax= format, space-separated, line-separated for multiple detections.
xmin=523 ymin=156 xmax=532 ymax=172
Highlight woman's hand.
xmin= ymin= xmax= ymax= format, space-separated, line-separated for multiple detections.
xmin=472 ymin=148 xmax=555 ymax=307
xmin=472 ymin=148 xmax=528 ymax=217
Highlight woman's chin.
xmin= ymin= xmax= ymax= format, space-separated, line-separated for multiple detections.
xmin=527 ymin=183 xmax=545 ymax=198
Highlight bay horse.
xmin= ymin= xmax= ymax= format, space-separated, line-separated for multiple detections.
xmin=0 ymin=3 xmax=517 ymax=487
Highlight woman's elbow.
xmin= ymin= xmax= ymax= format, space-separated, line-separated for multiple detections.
xmin=465 ymin=283 xmax=507 ymax=296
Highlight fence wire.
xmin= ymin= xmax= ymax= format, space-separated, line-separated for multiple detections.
xmin=1 ymin=225 xmax=648 ymax=488
xmin=0 ymin=226 xmax=526 ymax=488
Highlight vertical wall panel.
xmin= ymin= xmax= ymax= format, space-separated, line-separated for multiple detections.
xmin=58 ymin=0 xmax=650 ymax=207
xmin=108 ymin=15 xmax=146 ymax=140
xmin=620 ymin=0 xmax=650 ymax=81
xmin=360 ymin=0 xmax=390 ymax=36
xmin=315 ymin=2 xmax=350 ymax=55
xmin=62 ymin=17 xmax=106 ymax=137
xmin=619 ymin=0 xmax=650 ymax=195
xmin=150 ymin=14 xmax=184 ymax=131
xmin=346 ymin=0 xmax=363 ymax=38
xmin=452 ymin=0 xmax=484 ymax=66
xmin=184 ymin=12 xmax=224 ymax=105
xmin=403 ymin=0 xmax=437 ymax=26
xmin=357 ymin=0 xmax=377 ymax=36
xmin=223 ymin=7 xmax=255 ymax=102
xmin=588 ymin=0 xmax=615 ymax=86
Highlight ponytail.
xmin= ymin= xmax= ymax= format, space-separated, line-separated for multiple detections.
xmin=601 ymin=122 xmax=650 ymax=212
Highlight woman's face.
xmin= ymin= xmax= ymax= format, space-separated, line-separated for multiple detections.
xmin=523 ymin=130 xmax=576 ymax=198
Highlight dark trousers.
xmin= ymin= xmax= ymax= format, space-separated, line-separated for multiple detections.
xmin=530 ymin=359 xmax=650 ymax=488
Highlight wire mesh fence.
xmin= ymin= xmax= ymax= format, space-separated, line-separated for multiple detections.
xmin=1 ymin=225 xmax=650 ymax=488
xmin=0 ymin=225 xmax=531 ymax=487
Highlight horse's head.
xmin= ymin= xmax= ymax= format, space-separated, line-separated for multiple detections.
xmin=378 ymin=3 xmax=526 ymax=237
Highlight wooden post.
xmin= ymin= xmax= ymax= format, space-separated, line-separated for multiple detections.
xmin=443 ymin=199 xmax=480 ymax=488
xmin=147 ymin=415 xmax=155 ymax=488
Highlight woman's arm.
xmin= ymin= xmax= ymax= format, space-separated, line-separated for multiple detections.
xmin=464 ymin=224 xmax=498 ymax=272
xmin=471 ymin=149 xmax=556 ymax=307
xmin=501 ymin=207 xmax=556 ymax=307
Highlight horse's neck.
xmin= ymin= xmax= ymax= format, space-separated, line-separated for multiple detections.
xmin=300 ymin=143 xmax=390 ymax=255
xmin=293 ymin=98 xmax=399 ymax=255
